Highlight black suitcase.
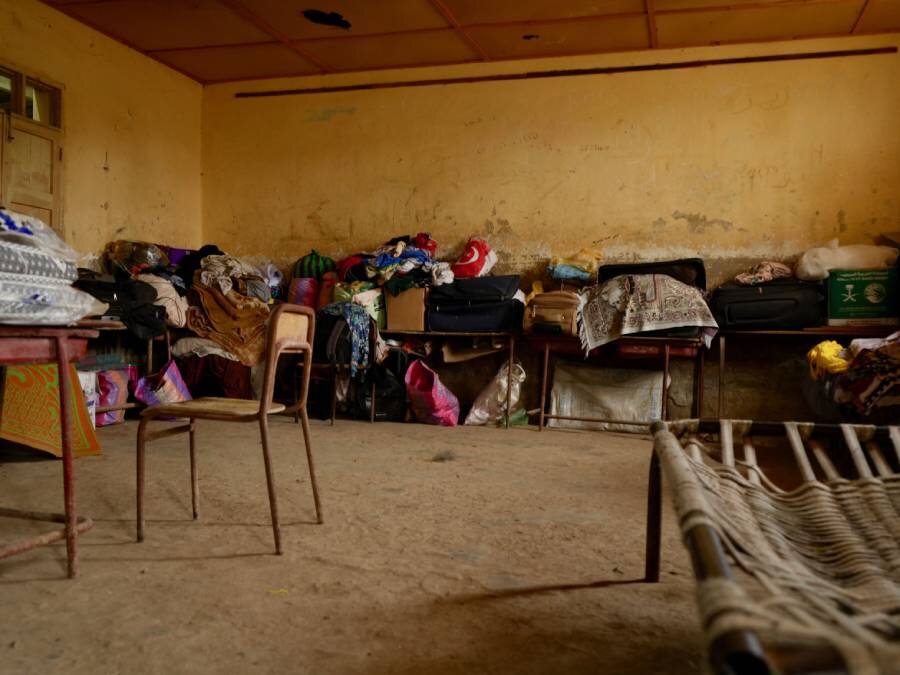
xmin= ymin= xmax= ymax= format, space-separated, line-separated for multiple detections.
xmin=598 ymin=258 xmax=706 ymax=290
xmin=427 ymin=275 xmax=522 ymax=332
xmin=427 ymin=300 xmax=523 ymax=332
xmin=711 ymin=279 xmax=825 ymax=329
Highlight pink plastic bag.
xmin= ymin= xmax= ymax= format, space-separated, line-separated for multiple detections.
xmin=404 ymin=360 xmax=459 ymax=426
xmin=134 ymin=359 xmax=192 ymax=410
xmin=96 ymin=366 xmax=138 ymax=427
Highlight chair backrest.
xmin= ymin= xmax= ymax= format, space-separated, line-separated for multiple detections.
xmin=259 ymin=303 xmax=315 ymax=414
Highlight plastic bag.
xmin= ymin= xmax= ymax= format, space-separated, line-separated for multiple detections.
xmin=134 ymin=359 xmax=192 ymax=409
xmin=96 ymin=367 xmax=138 ymax=426
xmin=464 ymin=361 xmax=526 ymax=426
xmin=103 ymin=240 xmax=169 ymax=276
xmin=0 ymin=208 xmax=81 ymax=262
xmin=404 ymin=360 xmax=459 ymax=426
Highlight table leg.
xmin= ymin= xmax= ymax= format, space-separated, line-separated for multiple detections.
xmin=539 ymin=342 xmax=549 ymax=431
xmin=505 ymin=335 xmax=515 ymax=429
xmin=694 ymin=347 xmax=705 ymax=418
xmin=661 ymin=344 xmax=671 ymax=421
xmin=56 ymin=337 xmax=78 ymax=579
xmin=718 ymin=335 xmax=726 ymax=419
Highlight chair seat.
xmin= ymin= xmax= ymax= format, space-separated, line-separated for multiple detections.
xmin=142 ymin=397 xmax=285 ymax=420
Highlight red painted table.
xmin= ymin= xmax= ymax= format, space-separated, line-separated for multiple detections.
xmin=0 ymin=325 xmax=99 ymax=578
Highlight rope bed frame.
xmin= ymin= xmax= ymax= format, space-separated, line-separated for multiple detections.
xmin=644 ymin=419 xmax=900 ymax=675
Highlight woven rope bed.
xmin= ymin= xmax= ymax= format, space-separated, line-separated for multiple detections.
xmin=646 ymin=419 xmax=900 ymax=675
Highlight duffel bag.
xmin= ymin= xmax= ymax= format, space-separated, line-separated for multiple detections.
xmin=524 ymin=291 xmax=580 ymax=336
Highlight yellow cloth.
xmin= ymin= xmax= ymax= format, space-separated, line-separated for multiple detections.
xmin=807 ymin=341 xmax=849 ymax=379
xmin=549 ymin=248 xmax=603 ymax=273
xmin=525 ymin=281 xmax=544 ymax=305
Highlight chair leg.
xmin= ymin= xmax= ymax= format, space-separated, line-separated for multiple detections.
xmin=330 ymin=367 xmax=337 ymax=426
xmin=300 ymin=408 xmax=324 ymax=524
xmin=189 ymin=420 xmax=199 ymax=520
xmin=258 ymin=415 xmax=282 ymax=554
xmin=136 ymin=416 xmax=149 ymax=542
xmin=293 ymin=365 xmax=300 ymax=425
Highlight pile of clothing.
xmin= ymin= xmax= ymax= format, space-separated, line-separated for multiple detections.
xmin=335 ymin=233 xmax=453 ymax=293
xmin=807 ymin=332 xmax=899 ymax=420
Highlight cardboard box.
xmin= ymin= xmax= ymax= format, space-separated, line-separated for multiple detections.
xmin=385 ymin=287 xmax=427 ymax=332
xmin=827 ymin=268 xmax=899 ymax=326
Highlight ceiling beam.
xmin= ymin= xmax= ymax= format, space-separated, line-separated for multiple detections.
xmin=851 ymin=0 xmax=873 ymax=33
xmin=234 ymin=46 xmax=897 ymax=99
xmin=215 ymin=0 xmax=332 ymax=72
xmin=646 ymin=0 xmax=659 ymax=48
xmin=426 ymin=0 xmax=491 ymax=61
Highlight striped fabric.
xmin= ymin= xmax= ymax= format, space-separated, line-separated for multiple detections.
xmin=293 ymin=250 xmax=335 ymax=281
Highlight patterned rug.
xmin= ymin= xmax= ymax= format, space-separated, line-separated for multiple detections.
xmin=578 ymin=274 xmax=718 ymax=352
xmin=0 ymin=364 xmax=101 ymax=457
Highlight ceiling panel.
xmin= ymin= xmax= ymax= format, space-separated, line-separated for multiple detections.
xmin=153 ymin=43 xmax=319 ymax=82
xmin=38 ymin=0 xmax=900 ymax=83
xmin=300 ymin=29 xmax=479 ymax=71
xmin=658 ymin=1 xmax=866 ymax=46
xmin=467 ymin=16 xmax=650 ymax=59
xmin=441 ymin=0 xmax=646 ymax=25
xmin=655 ymin=0 xmax=811 ymax=9
xmin=62 ymin=0 xmax=272 ymax=51
xmin=240 ymin=0 xmax=448 ymax=40
xmin=856 ymin=0 xmax=900 ymax=32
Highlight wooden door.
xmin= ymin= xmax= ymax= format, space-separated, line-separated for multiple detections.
xmin=1 ymin=113 xmax=63 ymax=236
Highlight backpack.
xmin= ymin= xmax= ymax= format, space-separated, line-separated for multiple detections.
xmin=350 ymin=364 xmax=407 ymax=422
xmin=313 ymin=312 xmax=353 ymax=366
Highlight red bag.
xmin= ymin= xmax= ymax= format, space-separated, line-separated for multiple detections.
xmin=404 ymin=360 xmax=459 ymax=426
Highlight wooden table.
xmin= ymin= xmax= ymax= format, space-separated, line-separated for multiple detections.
xmin=528 ymin=333 xmax=706 ymax=431
xmin=717 ymin=325 xmax=897 ymax=417
xmin=0 ymin=324 xmax=99 ymax=578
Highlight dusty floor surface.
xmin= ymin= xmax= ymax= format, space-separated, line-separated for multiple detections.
xmin=1 ymin=420 xmax=702 ymax=674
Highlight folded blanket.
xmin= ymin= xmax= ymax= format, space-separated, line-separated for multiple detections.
xmin=578 ymin=274 xmax=717 ymax=352
xmin=187 ymin=283 xmax=269 ymax=366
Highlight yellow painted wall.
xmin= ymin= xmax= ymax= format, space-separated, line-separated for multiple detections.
xmin=203 ymin=36 xmax=900 ymax=275
xmin=0 ymin=0 xmax=202 ymax=254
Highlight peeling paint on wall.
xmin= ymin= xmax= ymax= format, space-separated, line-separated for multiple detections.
xmin=305 ymin=106 xmax=357 ymax=123
xmin=672 ymin=211 xmax=734 ymax=234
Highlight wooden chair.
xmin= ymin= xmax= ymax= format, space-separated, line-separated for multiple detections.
xmin=136 ymin=304 xmax=323 ymax=554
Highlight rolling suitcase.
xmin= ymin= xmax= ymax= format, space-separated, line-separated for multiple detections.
xmin=427 ymin=275 xmax=523 ymax=332
xmin=711 ymin=279 xmax=826 ymax=329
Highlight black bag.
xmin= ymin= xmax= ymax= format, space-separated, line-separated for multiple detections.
xmin=427 ymin=275 xmax=522 ymax=332
xmin=350 ymin=364 xmax=407 ymax=422
xmin=711 ymin=279 xmax=826 ymax=329
xmin=73 ymin=274 xmax=166 ymax=339
xmin=598 ymin=258 xmax=706 ymax=290
xmin=313 ymin=313 xmax=354 ymax=365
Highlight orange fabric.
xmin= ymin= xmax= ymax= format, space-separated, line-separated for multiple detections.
xmin=187 ymin=281 xmax=269 ymax=366
xmin=0 ymin=364 xmax=101 ymax=457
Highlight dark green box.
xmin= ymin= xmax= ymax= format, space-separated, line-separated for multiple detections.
xmin=827 ymin=268 xmax=899 ymax=326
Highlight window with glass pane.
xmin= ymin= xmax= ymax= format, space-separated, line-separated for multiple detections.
xmin=25 ymin=79 xmax=59 ymax=126
xmin=0 ymin=70 xmax=12 ymax=114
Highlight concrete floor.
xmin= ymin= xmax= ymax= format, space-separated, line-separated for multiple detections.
xmin=1 ymin=419 xmax=702 ymax=674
